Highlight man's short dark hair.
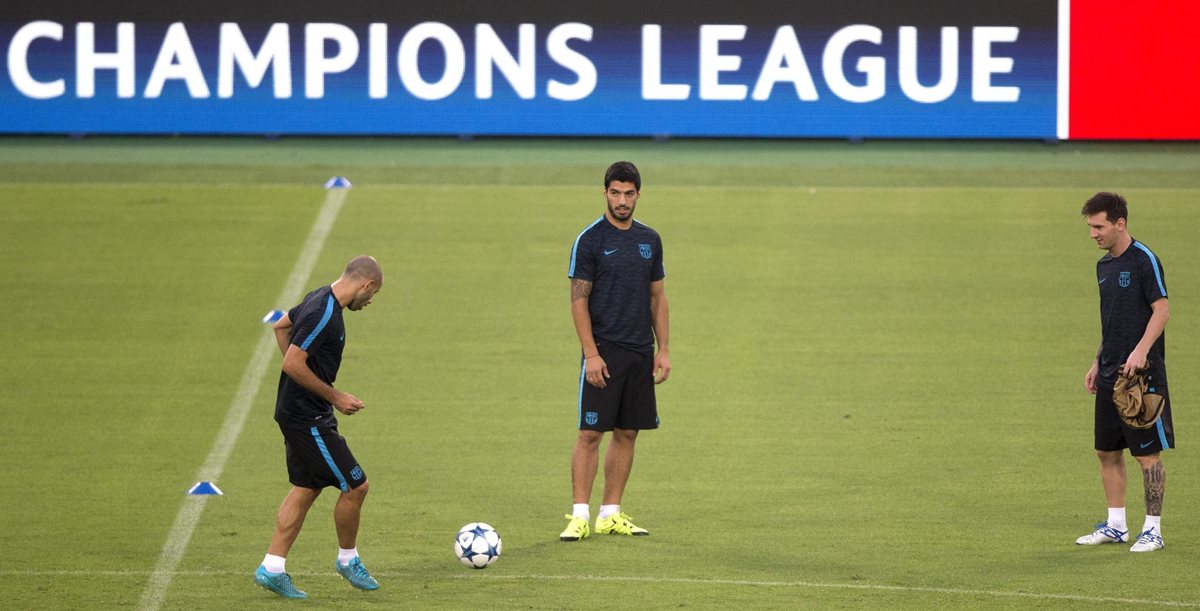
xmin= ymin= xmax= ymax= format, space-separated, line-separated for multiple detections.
xmin=343 ymin=255 xmax=382 ymax=282
xmin=604 ymin=161 xmax=641 ymax=191
xmin=1081 ymin=192 xmax=1128 ymax=223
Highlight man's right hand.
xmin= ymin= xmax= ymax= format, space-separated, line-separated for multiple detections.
xmin=334 ymin=391 xmax=365 ymax=415
xmin=585 ymin=354 xmax=609 ymax=388
xmin=1084 ymin=363 xmax=1099 ymax=395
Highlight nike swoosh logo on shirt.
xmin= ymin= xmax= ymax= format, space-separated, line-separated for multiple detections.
xmin=604 ymin=249 xmax=619 ymax=255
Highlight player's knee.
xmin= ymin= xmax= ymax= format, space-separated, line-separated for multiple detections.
xmin=291 ymin=485 xmax=323 ymax=503
xmin=1096 ymin=449 xmax=1123 ymax=464
xmin=611 ymin=428 xmax=639 ymax=444
xmin=577 ymin=430 xmax=603 ymax=448
xmin=347 ymin=479 xmax=369 ymax=499
xmin=1133 ymin=454 xmax=1162 ymax=470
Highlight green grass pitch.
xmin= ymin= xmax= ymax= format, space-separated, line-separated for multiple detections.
xmin=1 ymin=137 xmax=1199 ymax=609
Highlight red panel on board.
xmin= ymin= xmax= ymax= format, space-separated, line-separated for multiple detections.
xmin=1070 ymin=1 xmax=1200 ymax=139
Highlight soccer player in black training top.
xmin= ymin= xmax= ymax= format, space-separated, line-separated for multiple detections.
xmin=1076 ymin=193 xmax=1172 ymax=553
xmin=254 ymin=255 xmax=384 ymax=598
xmin=560 ymin=161 xmax=671 ymax=541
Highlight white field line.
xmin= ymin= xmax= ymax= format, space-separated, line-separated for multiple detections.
xmin=136 ymin=188 xmax=350 ymax=611
xmin=6 ymin=569 xmax=1192 ymax=608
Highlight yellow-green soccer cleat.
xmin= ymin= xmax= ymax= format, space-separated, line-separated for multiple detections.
xmin=559 ymin=514 xmax=591 ymax=541
xmin=595 ymin=512 xmax=649 ymax=536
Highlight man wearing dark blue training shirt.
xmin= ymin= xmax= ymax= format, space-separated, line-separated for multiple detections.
xmin=559 ymin=161 xmax=671 ymax=541
xmin=254 ymin=255 xmax=384 ymax=598
xmin=1076 ymin=193 xmax=1173 ymax=553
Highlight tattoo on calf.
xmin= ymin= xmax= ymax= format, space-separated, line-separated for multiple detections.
xmin=1143 ymin=461 xmax=1165 ymax=516
xmin=571 ymin=279 xmax=593 ymax=302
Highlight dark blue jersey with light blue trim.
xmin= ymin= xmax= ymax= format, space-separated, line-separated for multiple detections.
xmin=569 ymin=216 xmax=666 ymax=355
xmin=275 ymin=285 xmax=346 ymax=429
xmin=1096 ymin=239 xmax=1168 ymax=388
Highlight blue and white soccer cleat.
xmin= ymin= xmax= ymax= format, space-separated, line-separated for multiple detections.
xmin=254 ymin=565 xmax=307 ymax=599
xmin=1130 ymin=529 xmax=1164 ymax=553
xmin=1075 ymin=521 xmax=1128 ymax=545
xmin=335 ymin=557 xmax=380 ymax=590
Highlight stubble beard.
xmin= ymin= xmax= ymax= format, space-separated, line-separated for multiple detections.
xmin=608 ymin=202 xmax=634 ymax=221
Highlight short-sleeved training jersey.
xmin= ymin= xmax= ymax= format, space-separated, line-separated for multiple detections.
xmin=1096 ymin=238 xmax=1168 ymax=388
xmin=275 ymin=285 xmax=346 ymax=429
xmin=568 ymin=215 xmax=665 ymax=355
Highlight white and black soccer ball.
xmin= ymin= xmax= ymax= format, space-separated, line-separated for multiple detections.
xmin=454 ymin=522 xmax=502 ymax=569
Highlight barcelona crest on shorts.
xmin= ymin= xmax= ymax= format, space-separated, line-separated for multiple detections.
xmin=1119 ymin=271 xmax=1131 ymax=288
xmin=639 ymin=244 xmax=653 ymax=259
xmin=585 ymin=411 xmax=599 ymax=425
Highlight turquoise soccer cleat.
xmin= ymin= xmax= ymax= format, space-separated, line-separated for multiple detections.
xmin=335 ymin=557 xmax=380 ymax=590
xmin=254 ymin=565 xmax=307 ymax=599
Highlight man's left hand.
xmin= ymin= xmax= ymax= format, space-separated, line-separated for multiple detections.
xmin=653 ymin=352 xmax=671 ymax=384
xmin=1122 ymin=349 xmax=1149 ymax=377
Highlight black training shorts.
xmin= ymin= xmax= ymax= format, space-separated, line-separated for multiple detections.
xmin=1095 ymin=384 xmax=1175 ymax=456
xmin=280 ymin=424 xmax=367 ymax=491
xmin=577 ymin=342 xmax=659 ymax=431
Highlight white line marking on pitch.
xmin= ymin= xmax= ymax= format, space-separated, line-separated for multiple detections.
xmin=467 ymin=574 xmax=1200 ymax=608
xmin=136 ymin=188 xmax=350 ymax=611
xmin=11 ymin=568 xmax=1194 ymax=608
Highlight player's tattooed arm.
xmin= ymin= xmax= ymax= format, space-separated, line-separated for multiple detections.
xmin=571 ymin=278 xmax=593 ymax=302
xmin=1143 ymin=461 xmax=1165 ymax=516
xmin=569 ymin=277 xmax=604 ymax=386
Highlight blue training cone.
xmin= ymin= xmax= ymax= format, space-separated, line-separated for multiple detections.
xmin=324 ymin=176 xmax=352 ymax=189
xmin=187 ymin=481 xmax=224 ymax=496
xmin=262 ymin=309 xmax=285 ymax=324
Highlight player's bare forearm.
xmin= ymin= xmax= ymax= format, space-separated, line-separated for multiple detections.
xmin=650 ymin=281 xmax=669 ymax=355
xmin=1133 ymin=299 xmax=1169 ymax=359
xmin=570 ymin=279 xmax=599 ymax=356
xmin=649 ymin=281 xmax=671 ymax=383
xmin=272 ymin=313 xmax=293 ymax=356
xmin=571 ymin=305 xmax=599 ymax=356
xmin=273 ymin=329 xmax=290 ymax=356
xmin=571 ymin=279 xmax=608 ymax=386
xmin=282 ymin=345 xmax=339 ymax=404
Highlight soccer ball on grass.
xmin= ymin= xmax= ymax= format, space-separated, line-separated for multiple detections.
xmin=454 ymin=522 xmax=502 ymax=569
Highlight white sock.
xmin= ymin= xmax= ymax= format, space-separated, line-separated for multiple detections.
xmin=262 ymin=554 xmax=286 ymax=574
xmin=1107 ymin=507 xmax=1127 ymax=530
xmin=598 ymin=504 xmax=619 ymax=520
xmin=337 ymin=547 xmax=358 ymax=566
xmin=1143 ymin=515 xmax=1161 ymax=534
xmin=572 ymin=503 xmax=590 ymax=520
